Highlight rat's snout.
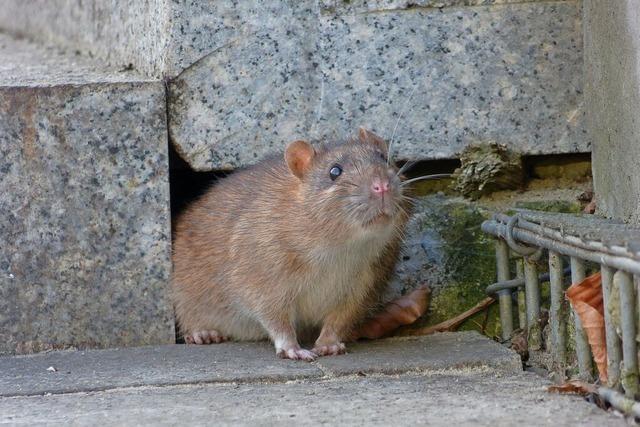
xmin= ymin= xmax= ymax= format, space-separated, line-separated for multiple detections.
xmin=371 ymin=177 xmax=390 ymax=196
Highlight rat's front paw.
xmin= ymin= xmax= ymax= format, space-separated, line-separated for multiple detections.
xmin=276 ymin=346 xmax=317 ymax=362
xmin=312 ymin=342 xmax=346 ymax=357
xmin=184 ymin=330 xmax=228 ymax=344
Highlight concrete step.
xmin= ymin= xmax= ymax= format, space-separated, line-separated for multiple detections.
xmin=1 ymin=1 xmax=586 ymax=171
xmin=0 ymin=33 xmax=174 ymax=355
xmin=0 ymin=332 xmax=519 ymax=397
xmin=0 ymin=373 xmax=620 ymax=426
xmin=0 ymin=332 xmax=623 ymax=426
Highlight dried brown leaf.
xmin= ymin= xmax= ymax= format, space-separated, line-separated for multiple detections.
xmin=351 ymin=286 xmax=431 ymax=340
xmin=566 ymin=272 xmax=607 ymax=383
xmin=548 ymin=380 xmax=597 ymax=396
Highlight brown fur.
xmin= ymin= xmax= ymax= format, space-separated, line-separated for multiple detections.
xmin=171 ymin=128 xmax=411 ymax=360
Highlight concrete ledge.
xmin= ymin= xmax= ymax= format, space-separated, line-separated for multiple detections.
xmin=0 ymin=343 xmax=323 ymax=397
xmin=0 ymin=371 xmax=620 ymax=426
xmin=0 ymin=332 xmax=520 ymax=397
xmin=315 ymin=332 xmax=522 ymax=375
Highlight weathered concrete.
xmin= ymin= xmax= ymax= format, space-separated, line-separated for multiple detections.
xmin=169 ymin=0 xmax=586 ymax=170
xmin=0 ymin=342 xmax=322 ymax=397
xmin=316 ymin=332 xmax=521 ymax=375
xmin=0 ymin=332 xmax=517 ymax=397
xmin=0 ymin=332 xmax=624 ymax=425
xmin=0 ymin=371 xmax=623 ymax=426
xmin=584 ymin=0 xmax=640 ymax=223
xmin=0 ymin=34 xmax=174 ymax=354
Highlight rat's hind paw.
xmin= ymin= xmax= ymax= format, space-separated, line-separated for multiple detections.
xmin=184 ymin=330 xmax=228 ymax=345
xmin=276 ymin=347 xmax=317 ymax=362
xmin=312 ymin=342 xmax=346 ymax=357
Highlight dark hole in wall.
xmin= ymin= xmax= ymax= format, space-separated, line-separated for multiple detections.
xmin=522 ymin=152 xmax=592 ymax=181
xmin=168 ymin=143 xmax=234 ymax=343
xmin=168 ymin=144 xmax=231 ymax=227
xmin=399 ymin=158 xmax=461 ymax=179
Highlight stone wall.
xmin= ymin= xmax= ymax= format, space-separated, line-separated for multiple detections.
xmin=0 ymin=1 xmax=588 ymax=353
xmin=1 ymin=1 xmax=586 ymax=171
xmin=168 ymin=0 xmax=587 ymax=170
xmin=0 ymin=0 xmax=170 ymax=79
xmin=584 ymin=0 xmax=640 ymax=223
xmin=0 ymin=35 xmax=175 ymax=355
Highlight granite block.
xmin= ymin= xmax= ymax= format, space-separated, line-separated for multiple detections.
xmin=167 ymin=1 xmax=586 ymax=170
xmin=320 ymin=0 xmax=551 ymax=14
xmin=168 ymin=23 xmax=322 ymax=170
xmin=314 ymin=1 xmax=586 ymax=162
xmin=0 ymin=1 xmax=585 ymax=170
xmin=0 ymin=0 xmax=169 ymax=79
xmin=0 ymin=34 xmax=174 ymax=354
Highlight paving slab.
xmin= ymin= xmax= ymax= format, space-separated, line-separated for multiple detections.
xmin=0 ymin=33 xmax=174 ymax=355
xmin=0 ymin=332 xmax=517 ymax=397
xmin=0 ymin=342 xmax=322 ymax=397
xmin=0 ymin=371 xmax=624 ymax=426
xmin=316 ymin=332 xmax=522 ymax=376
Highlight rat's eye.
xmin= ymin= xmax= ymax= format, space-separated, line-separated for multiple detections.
xmin=329 ymin=164 xmax=343 ymax=181
xmin=376 ymin=151 xmax=386 ymax=162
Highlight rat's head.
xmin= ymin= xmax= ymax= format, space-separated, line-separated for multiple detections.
xmin=284 ymin=128 xmax=406 ymax=233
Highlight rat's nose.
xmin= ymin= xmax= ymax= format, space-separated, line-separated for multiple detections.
xmin=371 ymin=178 xmax=390 ymax=196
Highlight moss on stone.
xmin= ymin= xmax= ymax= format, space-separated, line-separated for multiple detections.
xmin=529 ymin=156 xmax=592 ymax=181
xmin=407 ymin=195 xmax=502 ymax=337
xmin=451 ymin=142 xmax=524 ymax=200
xmin=411 ymin=178 xmax=454 ymax=196
xmin=398 ymin=188 xmax=591 ymax=340
xmin=514 ymin=200 xmax=582 ymax=213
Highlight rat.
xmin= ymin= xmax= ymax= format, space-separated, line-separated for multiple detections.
xmin=171 ymin=128 xmax=411 ymax=361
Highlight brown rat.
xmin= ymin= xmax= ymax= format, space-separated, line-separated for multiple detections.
xmin=171 ymin=128 xmax=411 ymax=361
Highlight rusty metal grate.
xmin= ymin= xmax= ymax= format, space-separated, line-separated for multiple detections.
xmin=482 ymin=209 xmax=640 ymax=418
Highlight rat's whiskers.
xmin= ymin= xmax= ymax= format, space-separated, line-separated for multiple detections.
xmin=400 ymin=173 xmax=452 ymax=187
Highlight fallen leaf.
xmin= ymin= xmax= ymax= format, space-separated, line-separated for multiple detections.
xmin=548 ymin=380 xmax=597 ymax=396
xmin=399 ymin=296 xmax=496 ymax=336
xmin=510 ymin=329 xmax=529 ymax=361
xmin=583 ymin=200 xmax=596 ymax=214
xmin=566 ymin=272 xmax=607 ymax=383
xmin=351 ymin=286 xmax=431 ymax=340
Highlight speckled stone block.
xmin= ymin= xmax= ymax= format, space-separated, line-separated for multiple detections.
xmin=0 ymin=35 xmax=174 ymax=355
xmin=0 ymin=1 xmax=585 ymax=170
xmin=165 ymin=0 xmax=324 ymax=170
xmin=0 ymin=0 xmax=170 ymax=79
xmin=168 ymin=0 xmax=585 ymax=170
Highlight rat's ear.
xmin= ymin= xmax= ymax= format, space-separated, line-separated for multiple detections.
xmin=358 ymin=127 xmax=388 ymax=152
xmin=285 ymin=140 xmax=315 ymax=179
